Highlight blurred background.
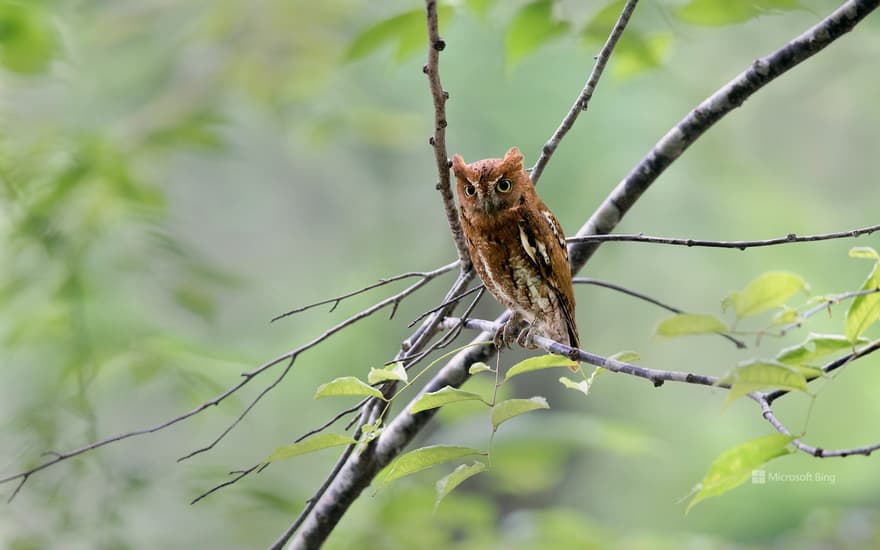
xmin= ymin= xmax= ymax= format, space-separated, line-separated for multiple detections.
xmin=1 ymin=0 xmax=879 ymax=548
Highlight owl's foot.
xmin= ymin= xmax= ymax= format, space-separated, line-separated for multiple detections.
xmin=494 ymin=315 xmax=528 ymax=350
xmin=516 ymin=325 xmax=539 ymax=350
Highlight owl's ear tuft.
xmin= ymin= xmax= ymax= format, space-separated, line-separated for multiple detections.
xmin=503 ymin=147 xmax=524 ymax=169
xmin=451 ymin=154 xmax=468 ymax=178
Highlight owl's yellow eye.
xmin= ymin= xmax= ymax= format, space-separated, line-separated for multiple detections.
xmin=464 ymin=184 xmax=476 ymax=197
xmin=496 ymin=178 xmax=512 ymax=193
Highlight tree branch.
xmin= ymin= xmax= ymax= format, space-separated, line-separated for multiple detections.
xmin=530 ymin=0 xmax=640 ymax=184
xmin=573 ymin=277 xmax=746 ymax=348
xmin=425 ymin=0 xmax=470 ymax=268
xmin=270 ymin=261 xmax=457 ymax=322
xmin=754 ymin=394 xmax=880 ymax=458
xmin=282 ymin=2 xmax=880 ymax=546
xmin=566 ymin=223 xmax=880 ymax=249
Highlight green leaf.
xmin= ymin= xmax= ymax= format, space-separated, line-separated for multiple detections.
xmin=314 ymin=376 xmax=385 ymax=400
xmin=368 ymin=362 xmax=408 ymax=384
xmin=491 ymin=396 xmax=550 ymax=431
xmin=610 ymin=32 xmax=674 ymax=79
xmin=504 ymin=354 xmax=578 ymax=381
xmin=846 ymin=260 xmax=880 ymax=342
xmin=583 ymin=0 xmax=628 ymax=34
xmin=0 ymin=3 xmax=56 ymax=74
xmin=468 ymin=362 xmax=493 ymax=375
xmin=849 ymin=247 xmax=880 ymax=260
xmin=718 ymin=360 xmax=808 ymax=406
xmin=559 ymin=376 xmax=589 ymax=395
xmin=383 ymin=445 xmax=482 ymax=485
xmin=655 ymin=313 xmax=728 ymax=337
xmin=434 ymin=461 xmax=487 ymax=511
xmin=676 ymin=0 xmax=802 ymax=27
xmin=687 ymin=434 xmax=794 ymax=513
xmin=729 ymin=272 xmax=809 ymax=319
xmin=505 ymin=0 xmax=569 ymax=68
xmin=267 ymin=433 xmax=356 ymax=463
xmin=560 ymin=366 xmax=606 ymax=397
xmin=345 ymin=7 xmax=453 ymax=63
xmin=777 ymin=333 xmax=865 ymax=368
xmin=771 ymin=305 xmax=799 ymax=326
xmin=410 ymin=386 xmax=488 ymax=414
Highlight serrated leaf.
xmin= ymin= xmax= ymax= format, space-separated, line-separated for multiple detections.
xmin=491 ymin=397 xmax=549 ymax=431
xmin=505 ymin=0 xmax=569 ymax=68
xmin=383 ymin=445 xmax=482 ymax=485
xmin=410 ymin=386 xmax=488 ymax=414
xmin=469 ymin=362 xmax=493 ymax=375
xmin=655 ymin=313 xmax=728 ymax=337
xmin=718 ymin=360 xmax=808 ymax=406
xmin=846 ymin=261 xmax=880 ymax=342
xmin=368 ymin=362 xmax=408 ymax=384
xmin=687 ymin=434 xmax=794 ymax=513
xmin=314 ymin=376 xmax=385 ymax=400
xmin=504 ymin=354 xmax=578 ymax=380
xmin=434 ymin=461 xmax=487 ymax=511
xmin=676 ymin=0 xmax=802 ymax=27
xmin=730 ymin=272 xmax=809 ymax=319
xmin=266 ymin=433 xmax=356 ymax=463
xmin=777 ymin=333 xmax=864 ymax=368
xmin=849 ymin=247 xmax=880 ymax=260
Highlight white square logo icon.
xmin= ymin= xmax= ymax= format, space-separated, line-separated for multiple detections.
xmin=752 ymin=469 xmax=766 ymax=484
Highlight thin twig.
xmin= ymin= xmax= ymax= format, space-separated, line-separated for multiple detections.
xmin=567 ymin=224 xmax=880 ymax=249
xmin=764 ymin=337 xmax=880 ymax=404
xmin=408 ymin=284 xmax=483 ymax=328
xmin=574 ymin=277 xmax=746 ymax=348
xmin=753 ymin=394 xmax=880 ymax=458
xmin=271 ymin=261 xmax=457 ymax=322
xmin=530 ymin=0 xmax=640 ymax=184
xmin=776 ymin=288 xmax=880 ymax=337
xmin=190 ymin=464 xmax=260 ymax=505
xmin=178 ymin=275 xmax=440 ymax=461
xmin=425 ymin=0 xmax=470 ymax=268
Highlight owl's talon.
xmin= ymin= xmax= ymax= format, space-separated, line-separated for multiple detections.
xmin=517 ymin=326 xmax=539 ymax=350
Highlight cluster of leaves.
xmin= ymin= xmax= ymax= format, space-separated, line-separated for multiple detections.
xmin=346 ymin=0 xmax=809 ymax=76
xmin=655 ymin=248 xmax=880 ymax=510
xmin=261 ymin=351 xmax=630 ymax=511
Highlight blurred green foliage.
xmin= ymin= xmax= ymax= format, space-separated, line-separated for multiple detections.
xmin=1 ymin=0 xmax=879 ymax=548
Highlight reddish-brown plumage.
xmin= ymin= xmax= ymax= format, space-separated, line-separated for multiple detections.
xmin=451 ymin=147 xmax=580 ymax=355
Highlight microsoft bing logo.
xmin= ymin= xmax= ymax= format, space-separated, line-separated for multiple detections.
xmin=751 ymin=469 xmax=766 ymax=484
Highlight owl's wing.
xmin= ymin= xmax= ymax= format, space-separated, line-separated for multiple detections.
xmin=517 ymin=207 xmax=580 ymax=349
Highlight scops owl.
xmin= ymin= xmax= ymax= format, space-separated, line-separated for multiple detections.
xmin=452 ymin=146 xmax=579 ymax=353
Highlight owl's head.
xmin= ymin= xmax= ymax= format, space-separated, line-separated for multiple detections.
xmin=451 ymin=146 xmax=532 ymax=217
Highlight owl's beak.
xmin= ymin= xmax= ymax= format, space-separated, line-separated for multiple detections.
xmin=481 ymin=193 xmax=503 ymax=215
